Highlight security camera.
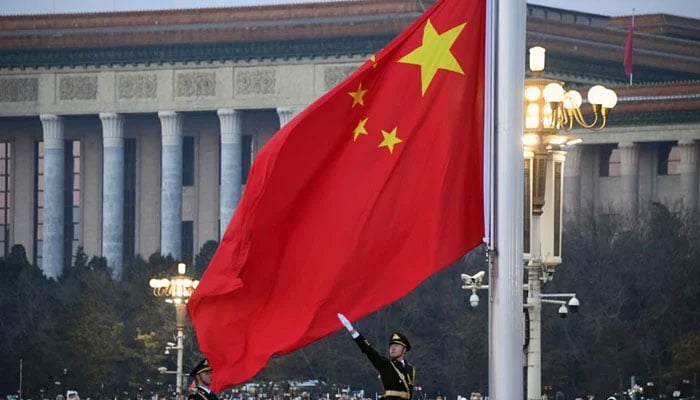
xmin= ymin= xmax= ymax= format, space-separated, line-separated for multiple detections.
xmin=558 ymin=304 xmax=568 ymax=319
xmin=469 ymin=292 xmax=480 ymax=308
xmin=568 ymin=296 xmax=579 ymax=313
xmin=461 ymin=271 xmax=485 ymax=285
xmin=158 ymin=367 xmax=167 ymax=374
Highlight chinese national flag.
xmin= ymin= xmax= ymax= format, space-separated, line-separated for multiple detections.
xmin=624 ymin=17 xmax=634 ymax=76
xmin=188 ymin=0 xmax=486 ymax=391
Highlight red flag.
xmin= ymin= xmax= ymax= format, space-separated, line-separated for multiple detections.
xmin=624 ymin=16 xmax=634 ymax=76
xmin=188 ymin=0 xmax=486 ymax=391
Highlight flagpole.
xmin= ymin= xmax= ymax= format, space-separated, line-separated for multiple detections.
xmin=489 ymin=0 xmax=525 ymax=400
xmin=630 ymin=10 xmax=635 ymax=86
xmin=483 ymin=0 xmax=494 ymax=246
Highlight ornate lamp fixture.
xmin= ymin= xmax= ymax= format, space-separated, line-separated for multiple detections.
xmin=525 ymin=46 xmax=617 ymax=134
xmin=149 ymin=262 xmax=199 ymax=400
xmin=149 ymin=263 xmax=199 ymax=309
xmin=523 ymin=46 xmax=617 ymax=267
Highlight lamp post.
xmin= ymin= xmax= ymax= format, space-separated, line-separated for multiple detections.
xmin=149 ymin=262 xmax=199 ymax=400
xmin=523 ymin=45 xmax=615 ymax=400
xmin=462 ymin=46 xmax=616 ymax=400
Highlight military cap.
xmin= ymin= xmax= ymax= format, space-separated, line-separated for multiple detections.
xmin=189 ymin=358 xmax=212 ymax=377
xmin=389 ymin=332 xmax=411 ymax=351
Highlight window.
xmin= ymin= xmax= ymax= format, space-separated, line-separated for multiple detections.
xmin=64 ymin=140 xmax=81 ymax=266
xmin=242 ymin=134 xmax=253 ymax=184
xmin=599 ymin=145 xmax=620 ymax=177
xmin=183 ymin=136 xmax=195 ymax=186
xmin=0 ymin=141 xmax=11 ymax=257
xmin=523 ymin=157 xmax=531 ymax=255
xmin=181 ymin=220 xmax=194 ymax=266
xmin=553 ymin=160 xmax=562 ymax=257
xmin=123 ymin=138 xmax=137 ymax=263
xmin=658 ymin=143 xmax=681 ymax=175
xmin=34 ymin=141 xmax=44 ymax=266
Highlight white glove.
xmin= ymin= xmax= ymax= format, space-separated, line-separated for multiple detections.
xmin=337 ymin=313 xmax=359 ymax=338
xmin=338 ymin=313 xmax=354 ymax=331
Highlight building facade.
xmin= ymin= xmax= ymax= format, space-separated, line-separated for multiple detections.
xmin=0 ymin=0 xmax=699 ymax=278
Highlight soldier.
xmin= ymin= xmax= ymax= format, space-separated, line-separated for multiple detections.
xmin=338 ymin=313 xmax=416 ymax=400
xmin=188 ymin=359 xmax=218 ymax=400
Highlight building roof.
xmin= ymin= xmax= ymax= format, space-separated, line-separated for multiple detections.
xmin=0 ymin=0 xmax=698 ymax=126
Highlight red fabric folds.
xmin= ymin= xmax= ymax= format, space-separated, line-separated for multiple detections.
xmin=188 ymin=0 xmax=487 ymax=391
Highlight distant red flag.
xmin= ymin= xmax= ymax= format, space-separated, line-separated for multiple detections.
xmin=624 ymin=16 xmax=634 ymax=76
xmin=187 ymin=0 xmax=486 ymax=391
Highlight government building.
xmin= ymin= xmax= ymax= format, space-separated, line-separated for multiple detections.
xmin=0 ymin=0 xmax=698 ymax=279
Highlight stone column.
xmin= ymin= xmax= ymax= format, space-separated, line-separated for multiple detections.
xmin=678 ymin=139 xmax=698 ymax=212
xmin=276 ymin=106 xmax=301 ymax=128
xmin=100 ymin=112 xmax=125 ymax=279
xmin=563 ymin=145 xmax=582 ymax=222
xmin=158 ymin=111 xmax=183 ymax=259
xmin=217 ymin=109 xmax=243 ymax=238
xmin=40 ymin=114 xmax=65 ymax=279
xmin=618 ymin=142 xmax=639 ymax=215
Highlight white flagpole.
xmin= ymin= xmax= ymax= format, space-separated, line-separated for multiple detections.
xmin=489 ymin=0 xmax=525 ymax=400
xmin=483 ymin=0 xmax=494 ymax=245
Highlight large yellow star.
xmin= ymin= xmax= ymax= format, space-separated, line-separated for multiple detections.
xmin=398 ymin=19 xmax=466 ymax=96
xmin=348 ymin=82 xmax=368 ymax=107
xmin=378 ymin=127 xmax=403 ymax=154
xmin=353 ymin=117 xmax=369 ymax=141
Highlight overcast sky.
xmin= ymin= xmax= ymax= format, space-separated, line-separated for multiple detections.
xmin=0 ymin=0 xmax=698 ymax=18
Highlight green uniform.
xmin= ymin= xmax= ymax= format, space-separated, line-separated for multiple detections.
xmin=188 ymin=386 xmax=218 ymax=400
xmin=354 ymin=334 xmax=415 ymax=400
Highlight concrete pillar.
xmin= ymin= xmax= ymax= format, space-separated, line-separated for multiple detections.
xmin=100 ymin=112 xmax=125 ymax=279
xmin=40 ymin=114 xmax=65 ymax=279
xmin=159 ymin=111 xmax=183 ymax=259
xmin=619 ymin=142 xmax=639 ymax=215
xmin=678 ymin=139 xmax=698 ymax=212
xmin=276 ymin=106 xmax=301 ymax=128
xmin=217 ymin=109 xmax=243 ymax=238
xmin=563 ymin=145 xmax=582 ymax=222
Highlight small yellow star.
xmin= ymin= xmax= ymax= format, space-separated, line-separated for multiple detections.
xmin=348 ymin=82 xmax=368 ymax=108
xmin=353 ymin=117 xmax=369 ymax=141
xmin=378 ymin=127 xmax=403 ymax=154
xmin=370 ymin=54 xmax=378 ymax=68
xmin=398 ymin=19 xmax=466 ymax=96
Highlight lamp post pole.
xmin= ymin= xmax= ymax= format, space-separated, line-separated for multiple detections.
xmin=526 ymin=265 xmax=542 ymax=400
xmin=150 ymin=262 xmax=199 ymax=400
xmin=175 ymin=303 xmax=186 ymax=400
xmin=522 ymin=46 xmax=614 ymax=399
xmin=466 ymin=45 xmax=615 ymax=400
